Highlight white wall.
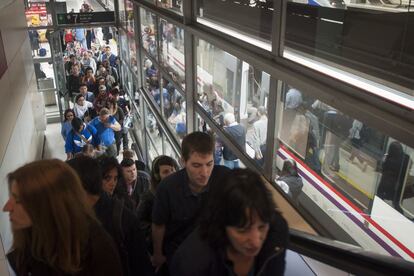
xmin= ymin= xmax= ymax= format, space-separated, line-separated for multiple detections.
xmin=0 ymin=0 xmax=45 ymax=274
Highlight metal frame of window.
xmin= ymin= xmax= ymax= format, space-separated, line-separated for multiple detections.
xmin=131 ymin=0 xmax=414 ymax=150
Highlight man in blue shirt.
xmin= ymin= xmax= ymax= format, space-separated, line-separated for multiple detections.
xmin=89 ymin=107 xmax=121 ymax=157
xmin=65 ymin=117 xmax=97 ymax=160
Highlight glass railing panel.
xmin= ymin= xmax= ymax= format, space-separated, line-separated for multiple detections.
xmin=196 ymin=37 xmax=270 ymax=169
xmin=159 ymin=18 xmax=185 ymax=90
xmin=140 ymin=7 xmax=158 ymax=61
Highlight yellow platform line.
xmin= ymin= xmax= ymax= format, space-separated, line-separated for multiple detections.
xmin=337 ymin=171 xmax=374 ymax=200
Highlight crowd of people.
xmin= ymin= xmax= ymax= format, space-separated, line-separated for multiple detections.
xmin=61 ymin=32 xmax=131 ymax=159
xmin=3 ymin=132 xmax=289 ymax=276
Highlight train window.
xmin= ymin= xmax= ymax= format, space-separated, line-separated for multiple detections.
xmin=283 ymin=0 xmax=414 ymax=102
xmin=159 ymin=19 xmax=185 ymax=90
xmin=125 ymin=0 xmax=135 ymax=36
xmin=140 ymin=8 xmax=158 ymax=60
xmin=196 ymin=0 xmax=272 ymax=50
xmin=161 ymin=76 xmax=186 ymax=142
xmin=274 ymin=83 xmax=414 ymax=258
xmin=142 ymin=56 xmax=161 ymax=111
xmin=195 ymin=38 xmax=270 ymax=169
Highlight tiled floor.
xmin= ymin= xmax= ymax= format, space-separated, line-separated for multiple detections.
xmin=43 ymin=123 xmax=67 ymax=160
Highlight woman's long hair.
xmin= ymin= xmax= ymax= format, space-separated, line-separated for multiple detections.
xmin=199 ymin=168 xmax=276 ymax=249
xmin=8 ymin=159 xmax=95 ymax=274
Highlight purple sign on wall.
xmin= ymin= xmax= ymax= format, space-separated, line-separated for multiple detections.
xmin=0 ymin=31 xmax=7 ymax=79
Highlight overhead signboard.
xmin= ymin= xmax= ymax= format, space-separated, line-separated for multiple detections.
xmin=57 ymin=11 xmax=115 ymax=25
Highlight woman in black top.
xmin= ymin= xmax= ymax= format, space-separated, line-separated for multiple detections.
xmin=137 ymin=155 xmax=179 ymax=243
xmin=171 ymin=168 xmax=289 ymax=276
xmin=3 ymin=159 xmax=123 ymax=276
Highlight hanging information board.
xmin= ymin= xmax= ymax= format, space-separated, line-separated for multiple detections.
xmin=57 ymin=12 xmax=115 ymax=25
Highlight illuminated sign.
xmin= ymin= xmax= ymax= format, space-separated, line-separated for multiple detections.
xmin=57 ymin=12 xmax=115 ymax=25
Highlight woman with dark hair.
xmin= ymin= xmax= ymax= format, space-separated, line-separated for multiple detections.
xmin=3 ymin=159 xmax=122 ymax=275
xmin=171 ymin=168 xmax=288 ymax=276
xmin=61 ymin=109 xmax=75 ymax=141
xmin=100 ymin=156 xmax=123 ymax=196
xmin=137 ymin=155 xmax=179 ymax=242
xmin=276 ymin=159 xmax=304 ymax=204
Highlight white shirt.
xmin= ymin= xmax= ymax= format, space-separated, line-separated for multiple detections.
xmin=74 ymin=100 xmax=93 ymax=119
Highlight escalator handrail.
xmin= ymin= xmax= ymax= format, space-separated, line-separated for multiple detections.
xmin=288 ymin=229 xmax=414 ymax=276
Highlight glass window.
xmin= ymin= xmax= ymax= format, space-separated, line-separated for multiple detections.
xmin=196 ymin=0 xmax=272 ymax=50
xmin=163 ymin=135 xmax=181 ymax=163
xmin=142 ymin=56 xmax=161 ymax=110
xmin=274 ymin=82 xmax=414 ymax=258
xmin=159 ymin=19 xmax=185 ymax=89
xmin=132 ymin=109 xmax=144 ymax=148
xmin=29 ymin=29 xmax=51 ymax=58
xmin=140 ymin=8 xmax=158 ymax=60
xmin=119 ymin=0 xmax=126 ymax=26
xmin=196 ymin=38 xmax=270 ymax=169
xmin=127 ymin=35 xmax=138 ymax=75
xmin=125 ymin=0 xmax=135 ymax=36
xmin=25 ymin=1 xmax=52 ymax=27
xmin=283 ymin=0 xmax=414 ymax=107
xmin=162 ymin=76 xmax=186 ymax=141
xmin=145 ymin=102 xmax=163 ymax=161
xmin=56 ymin=0 xmax=115 ymax=12
xmin=158 ymin=0 xmax=183 ymax=15
xmin=119 ymin=29 xmax=130 ymax=67
xmin=34 ymin=61 xmax=55 ymax=91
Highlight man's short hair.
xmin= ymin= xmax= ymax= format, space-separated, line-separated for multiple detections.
xmin=66 ymin=156 xmax=102 ymax=196
xmin=181 ymin=132 xmax=215 ymax=161
xmin=99 ymin=108 xmax=110 ymax=116
xmin=99 ymin=84 xmax=107 ymax=91
xmin=79 ymin=83 xmax=87 ymax=89
xmin=120 ymin=158 xmax=135 ymax=168
xmin=71 ymin=117 xmax=83 ymax=132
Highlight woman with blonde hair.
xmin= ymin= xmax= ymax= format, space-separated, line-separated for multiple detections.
xmin=3 ymin=159 xmax=123 ymax=275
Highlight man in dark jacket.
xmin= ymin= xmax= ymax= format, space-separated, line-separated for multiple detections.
xmin=67 ymin=156 xmax=154 ymax=276
xmin=119 ymin=158 xmax=151 ymax=211
xmin=221 ymin=112 xmax=246 ymax=169
xmin=151 ymin=132 xmax=230 ymax=272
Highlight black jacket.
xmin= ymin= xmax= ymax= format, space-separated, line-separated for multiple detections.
xmin=7 ymin=220 xmax=123 ymax=276
xmin=222 ymin=124 xmax=246 ymax=161
xmin=170 ymin=212 xmax=288 ymax=276
xmin=94 ymin=194 xmax=154 ymax=276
